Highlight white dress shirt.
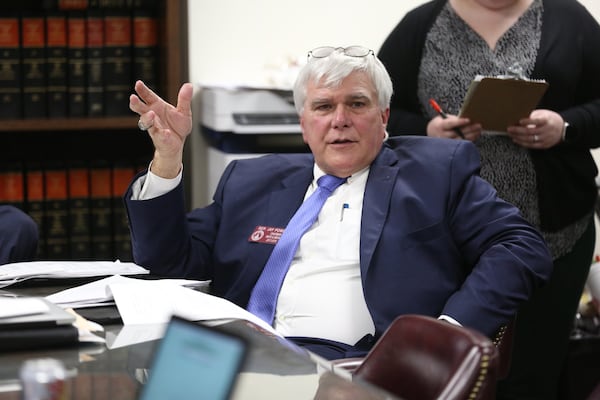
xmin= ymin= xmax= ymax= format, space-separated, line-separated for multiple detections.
xmin=273 ymin=166 xmax=375 ymax=345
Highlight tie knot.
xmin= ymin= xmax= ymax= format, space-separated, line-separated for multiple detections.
xmin=317 ymin=174 xmax=346 ymax=193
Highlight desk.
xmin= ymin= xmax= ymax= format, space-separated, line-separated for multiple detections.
xmin=0 ymin=282 xmax=398 ymax=400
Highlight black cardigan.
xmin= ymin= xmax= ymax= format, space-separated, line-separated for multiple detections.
xmin=378 ymin=0 xmax=600 ymax=231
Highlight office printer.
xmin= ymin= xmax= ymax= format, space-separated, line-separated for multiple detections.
xmin=200 ymin=86 xmax=309 ymax=203
xmin=200 ymin=86 xmax=307 ymax=154
xmin=200 ymin=86 xmax=302 ymax=133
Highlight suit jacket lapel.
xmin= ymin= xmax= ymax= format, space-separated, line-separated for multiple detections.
xmin=267 ymin=169 xmax=314 ymax=226
xmin=248 ymin=168 xmax=314 ymax=278
xmin=360 ymin=147 xmax=400 ymax=276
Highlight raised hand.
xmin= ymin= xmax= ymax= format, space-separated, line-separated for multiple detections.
xmin=129 ymin=80 xmax=194 ymax=178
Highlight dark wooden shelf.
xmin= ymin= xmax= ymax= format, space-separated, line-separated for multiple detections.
xmin=0 ymin=117 xmax=140 ymax=132
xmin=0 ymin=0 xmax=188 ymax=133
xmin=0 ymin=0 xmax=189 ymax=262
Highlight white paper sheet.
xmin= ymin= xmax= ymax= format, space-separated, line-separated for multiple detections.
xmin=45 ymin=275 xmax=125 ymax=307
xmin=45 ymin=275 xmax=209 ymax=309
xmin=105 ymin=323 xmax=168 ymax=349
xmin=0 ymin=261 xmax=149 ymax=288
xmin=0 ymin=297 xmax=49 ymax=318
xmin=108 ymin=280 xmax=279 ymax=336
xmin=231 ymin=372 xmax=320 ymax=400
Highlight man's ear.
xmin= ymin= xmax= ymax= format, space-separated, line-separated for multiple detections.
xmin=300 ymin=117 xmax=309 ymax=144
xmin=381 ymin=107 xmax=390 ymax=126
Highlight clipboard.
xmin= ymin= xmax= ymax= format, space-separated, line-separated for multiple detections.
xmin=458 ymin=76 xmax=549 ymax=133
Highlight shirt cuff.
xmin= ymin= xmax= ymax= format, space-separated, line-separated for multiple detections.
xmin=130 ymin=161 xmax=183 ymax=200
xmin=438 ymin=315 xmax=462 ymax=327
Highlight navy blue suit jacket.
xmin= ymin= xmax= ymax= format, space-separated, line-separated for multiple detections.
xmin=125 ymin=136 xmax=552 ymax=346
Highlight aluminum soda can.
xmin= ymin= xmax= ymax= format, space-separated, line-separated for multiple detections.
xmin=19 ymin=358 xmax=67 ymax=400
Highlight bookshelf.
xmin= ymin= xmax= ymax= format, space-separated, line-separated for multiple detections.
xmin=0 ymin=117 xmax=138 ymax=132
xmin=0 ymin=0 xmax=189 ymax=262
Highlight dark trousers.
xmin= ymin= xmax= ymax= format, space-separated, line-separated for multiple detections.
xmin=497 ymin=219 xmax=595 ymax=400
xmin=0 ymin=205 xmax=38 ymax=265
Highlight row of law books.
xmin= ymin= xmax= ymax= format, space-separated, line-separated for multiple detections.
xmin=0 ymin=159 xmax=145 ymax=262
xmin=0 ymin=0 xmax=159 ymax=120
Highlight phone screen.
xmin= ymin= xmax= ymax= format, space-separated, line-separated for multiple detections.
xmin=139 ymin=316 xmax=248 ymax=400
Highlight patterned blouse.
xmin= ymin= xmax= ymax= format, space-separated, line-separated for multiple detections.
xmin=417 ymin=0 xmax=589 ymax=259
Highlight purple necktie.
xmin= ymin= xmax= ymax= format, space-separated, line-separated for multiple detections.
xmin=247 ymin=174 xmax=346 ymax=324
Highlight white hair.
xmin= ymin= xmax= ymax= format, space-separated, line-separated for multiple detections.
xmin=293 ymin=49 xmax=393 ymax=115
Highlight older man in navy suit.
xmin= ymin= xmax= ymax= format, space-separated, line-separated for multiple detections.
xmin=125 ymin=46 xmax=552 ymax=359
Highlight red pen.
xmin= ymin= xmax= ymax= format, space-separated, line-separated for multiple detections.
xmin=428 ymin=98 xmax=465 ymax=139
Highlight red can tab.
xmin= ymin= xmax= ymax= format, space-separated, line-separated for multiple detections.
xmin=248 ymin=226 xmax=284 ymax=244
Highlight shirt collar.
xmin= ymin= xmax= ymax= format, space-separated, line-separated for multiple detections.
xmin=312 ymin=165 xmax=370 ymax=186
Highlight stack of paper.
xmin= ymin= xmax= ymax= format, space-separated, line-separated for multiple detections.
xmin=0 ymin=297 xmax=50 ymax=318
xmin=0 ymin=295 xmax=106 ymax=348
xmin=0 ymin=297 xmax=78 ymax=351
xmin=46 ymin=275 xmax=210 ymax=309
xmin=45 ymin=275 xmax=276 ymax=349
xmin=0 ymin=261 xmax=149 ymax=288
xmin=0 ymin=297 xmax=75 ymax=328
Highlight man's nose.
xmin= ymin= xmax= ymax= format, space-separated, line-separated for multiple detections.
xmin=332 ymin=105 xmax=351 ymax=128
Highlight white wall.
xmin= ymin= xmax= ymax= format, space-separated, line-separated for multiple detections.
xmin=580 ymin=1 xmax=600 ymax=20
xmin=187 ymin=1 xmax=427 ymax=87
xmin=187 ymin=0 xmax=600 ymax=86
xmin=186 ymin=0 xmax=600 ymax=209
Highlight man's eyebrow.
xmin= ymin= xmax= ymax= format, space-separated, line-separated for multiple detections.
xmin=308 ymin=92 xmax=372 ymax=107
xmin=343 ymin=92 xmax=375 ymax=105
xmin=309 ymin=97 xmax=331 ymax=106
xmin=347 ymin=93 xmax=371 ymax=101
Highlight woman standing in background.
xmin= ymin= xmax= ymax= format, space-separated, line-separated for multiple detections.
xmin=378 ymin=0 xmax=600 ymax=398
